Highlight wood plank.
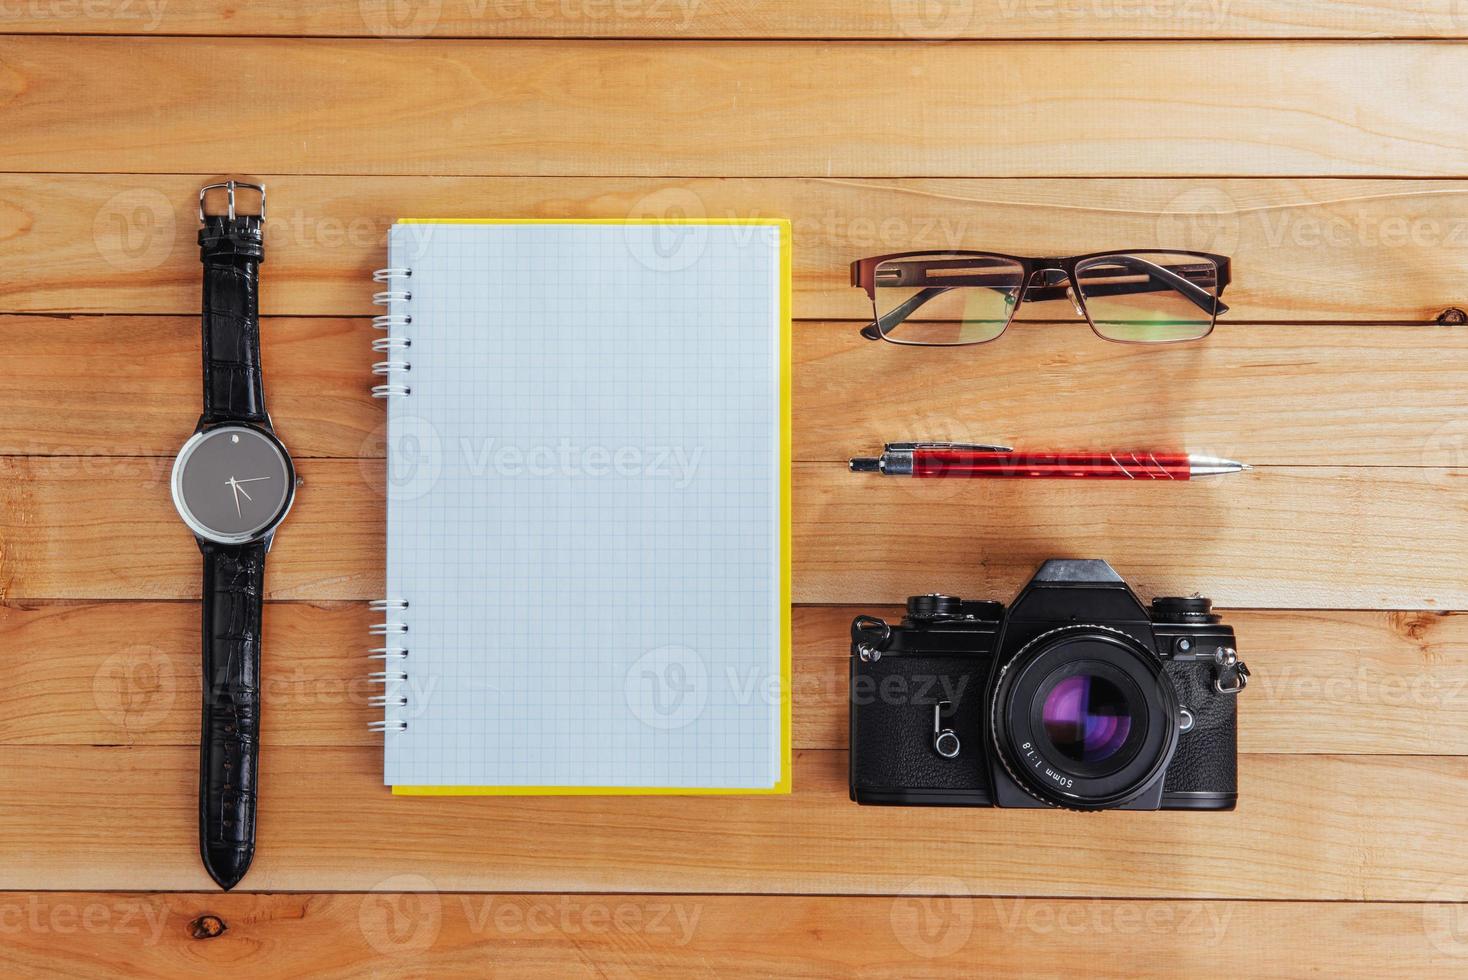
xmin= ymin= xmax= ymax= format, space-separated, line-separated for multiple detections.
xmin=794 ymin=463 xmax=1468 ymax=608
xmin=0 ymin=601 xmax=377 ymax=748
xmin=3 ymin=458 xmax=1462 ymax=607
xmin=0 ymin=744 xmax=1462 ymax=898
xmin=6 ymin=39 xmax=1468 ymax=178
xmin=0 ymin=893 xmax=1458 ymax=979
xmin=798 ymin=605 xmax=1468 ymax=755
xmin=1 ymin=0 xmax=1458 ymax=40
xmin=7 ymin=315 xmax=1467 ymax=464
xmin=11 ymin=174 xmax=1468 ymax=321
xmin=1 ymin=316 xmax=379 ymax=460
xmin=0 ymin=457 xmax=384 ymax=601
xmin=794 ymin=321 xmax=1468 ymax=466
xmin=5 ymin=601 xmax=1465 ymax=756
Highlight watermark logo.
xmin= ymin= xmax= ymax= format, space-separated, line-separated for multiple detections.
xmin=1421 ymin=0 xmax=1468 ymax=35
xmin=889 ymin=876 xmax=974 ymax=958
xmin=624 ymin=188 xmax=710 ymax=273
xmin=991 ymin=898 xmax=1233 ymax=943
xmin=92 ymin=647 xmax=176 ymax=732
xmin=1422 ymin=419 xmax=1468 ymax=468
xmin=1155 ymin=185 xmax=1240 ymax=256
xmin=362 ymin=423 xmax=705 ymax=497
xmin=891 ymin=0 xmax=975 ymax=38
xmin=0 ymin=0 xmax=169 ymax=30
xmin=359 ymin=0 xmax=443 ymax=36
xmin=361 ymin=415 xmax=446 ymax=501
xmin=625 ymin=645 xmax=708 ymax=729
xmin=359 ymin=875 xmax=442 ymax=955
xmin=93 ymin=188 xmax=175 ymax=273
xmin=1424 ymin=881 xmax=1468 ymax=956
xmin=461 ymin=896 xmax=703 ymax=944
xmin=0 ymin=896 xmax=169 ymax=945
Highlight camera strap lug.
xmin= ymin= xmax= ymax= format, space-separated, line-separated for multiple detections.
xmin=1211 ymin=646 xmax=1250 ymax=694
xmin=852 ymin=615 xmax=892 ymax=662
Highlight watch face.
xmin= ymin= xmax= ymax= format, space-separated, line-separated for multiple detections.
xmin=172 ymin=425 xmax=295 ymax=544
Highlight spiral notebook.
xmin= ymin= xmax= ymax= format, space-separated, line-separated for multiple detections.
xmin=370 ymin=219 xmax=791 ymax=795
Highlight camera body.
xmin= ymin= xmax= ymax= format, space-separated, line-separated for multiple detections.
xmin=850 ymin=559 xmax=1249 ymax=811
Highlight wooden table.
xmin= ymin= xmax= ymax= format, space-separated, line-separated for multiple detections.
xmin=3 ymin=3 xmax=1468 ymax=975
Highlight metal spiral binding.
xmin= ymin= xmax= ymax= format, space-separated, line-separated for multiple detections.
xmin=371 ymin=270 xmax=413 ymax=399
xmin=369 ymin=264 xmax=413 ymax=733
xmin=368 ymin=596 xmax=413 ymax=734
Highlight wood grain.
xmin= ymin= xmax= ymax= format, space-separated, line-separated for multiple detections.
xmin=0 ymin=457 xmax=384 ymax=601
xmin=6 ymin=315 xmax=1467 ymax=464
xmin=794 ymin=322 xmax=1468 ymax=465
xmin=10 ymin=175 xmax=1468 ymax=321
xmin=6 ymin=39 xmax=1468 ymax=177
xmin=4 ymin=458 xmax=1463 ymax=607
xmin=2 ymin=0 xmax=1459 ymax=40
xmin=0 ymin=894 xmax=1460 ymax=980
xmin=4 ymin=601 xmax=1465 ymax=756
xmin=0 ymin=744 xmax=1462 ymax=898
xmin=794 ymin=463 xmax=1468 ymax=608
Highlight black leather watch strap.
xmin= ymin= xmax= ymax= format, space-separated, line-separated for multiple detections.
xmin=199 ymin=212 xmax=267 ymax=425
xmin=198 ymin=542 xmax=265 ymax=890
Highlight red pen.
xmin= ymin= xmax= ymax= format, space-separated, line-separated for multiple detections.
xmin=849 ymin=443 xmax=1250 ymax=479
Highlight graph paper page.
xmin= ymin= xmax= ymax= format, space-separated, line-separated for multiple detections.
xmin=381 ymin=221 xmax=786 ymax=791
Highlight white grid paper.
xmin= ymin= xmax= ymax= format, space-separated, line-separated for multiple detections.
xmin=381 ymin=222 xmax=784 ymax=790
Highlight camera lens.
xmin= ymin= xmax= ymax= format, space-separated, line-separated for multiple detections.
xmin=1041 ymin=674 xmax=1134 ymax=764
xmin=990 ymin=626 xmax=1179 ymax=810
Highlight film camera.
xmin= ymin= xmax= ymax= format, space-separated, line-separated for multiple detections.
xmin=850 ymin=560 xmax=1250 ymax=811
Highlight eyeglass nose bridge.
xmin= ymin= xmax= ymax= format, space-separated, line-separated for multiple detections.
xmin=1025 ymin=266 xmax=1087 ymax=318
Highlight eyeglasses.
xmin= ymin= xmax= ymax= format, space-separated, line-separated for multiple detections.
xmin=851 ymin=250 xmax=1231 ymax=346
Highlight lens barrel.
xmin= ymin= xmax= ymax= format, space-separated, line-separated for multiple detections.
xmin=990 ymin=625 xmax=1179 ymax=810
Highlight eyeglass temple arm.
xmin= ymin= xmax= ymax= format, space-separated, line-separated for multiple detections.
xmin=860 ymin=286 xmax=954 ymax=340
xmin=1083 ymin=256 xmax=1227 ymax=316
xmin=860 ymin=259 xmax=1227 ymax=339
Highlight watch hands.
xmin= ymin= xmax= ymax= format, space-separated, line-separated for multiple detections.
xmin=226 ymin=477 xmax=243 ymax=517
xmin=232 ymin=476 xmax=269 ymax=503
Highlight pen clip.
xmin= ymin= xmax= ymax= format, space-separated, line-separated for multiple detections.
xmin=885 ymin=442 xmax=1014 ymax=453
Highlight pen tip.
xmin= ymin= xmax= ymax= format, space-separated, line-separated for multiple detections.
xmin=849 ymin=457 xmax=881 ymax=473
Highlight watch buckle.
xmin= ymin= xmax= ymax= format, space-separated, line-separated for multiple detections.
xmin=199 ymin=180 xmax=266 ymax=224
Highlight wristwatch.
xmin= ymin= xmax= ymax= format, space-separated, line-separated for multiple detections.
xmin=170 ymin=180 xmax=296 ymax=890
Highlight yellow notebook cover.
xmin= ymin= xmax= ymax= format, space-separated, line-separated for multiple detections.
xmin=374 ymin=219 xmax=791 ymax=796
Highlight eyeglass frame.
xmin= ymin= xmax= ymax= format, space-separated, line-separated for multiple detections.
xmin=850 ymin=248 xmax=1232 ymax=346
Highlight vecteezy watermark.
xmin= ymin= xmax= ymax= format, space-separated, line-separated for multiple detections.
xmin=358 ymin=876 xmax=703 ymax=955
xmin=1422 ymin=420 xmax=1468 ymax=468
xmin=357 ymin=0 xmax=703 ymax=37
xmin=461 ymin=439 xmax=704 ymax=487
xmin=459 ymin=896 xmax=702 ymax=945
xmin=0 ymin=0 xmax=169 ymax=30
xmin=366 ymin=417 xmax=707 ymax=501
xmin=1420 ymin=0 xmax=1468 ymax=36
xmin=1156 ymin=184 xmax=1468 ymax=256
xmin=360 ymin=875 xmax=444 ymax=956
xmin=889 ymin=877 xmax=975 ymax=959
xmin=891 ymin=0 xmax=1228 ymax=38
xmin=991 ymin=898 xmax=1234 ymax=944
xmin=995 ymin=0 xmax=1230 ymax=26
xmin=1250 ymin=661 xmax=1468 ymax=711
xmin=92 ymin=187 xmax=177 ymax=273
xmin=1424 ymin=881 xmax=1468 ymax=956
xmin=0 ymin=896 xmax=170 ymax=945
xmin=851 ymin=671 xmax=970 ymax=708
xmin=92 ymin=646 xmax=177 ymax=732
xmin=625 ymin=645 xmax=710 ymax=730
